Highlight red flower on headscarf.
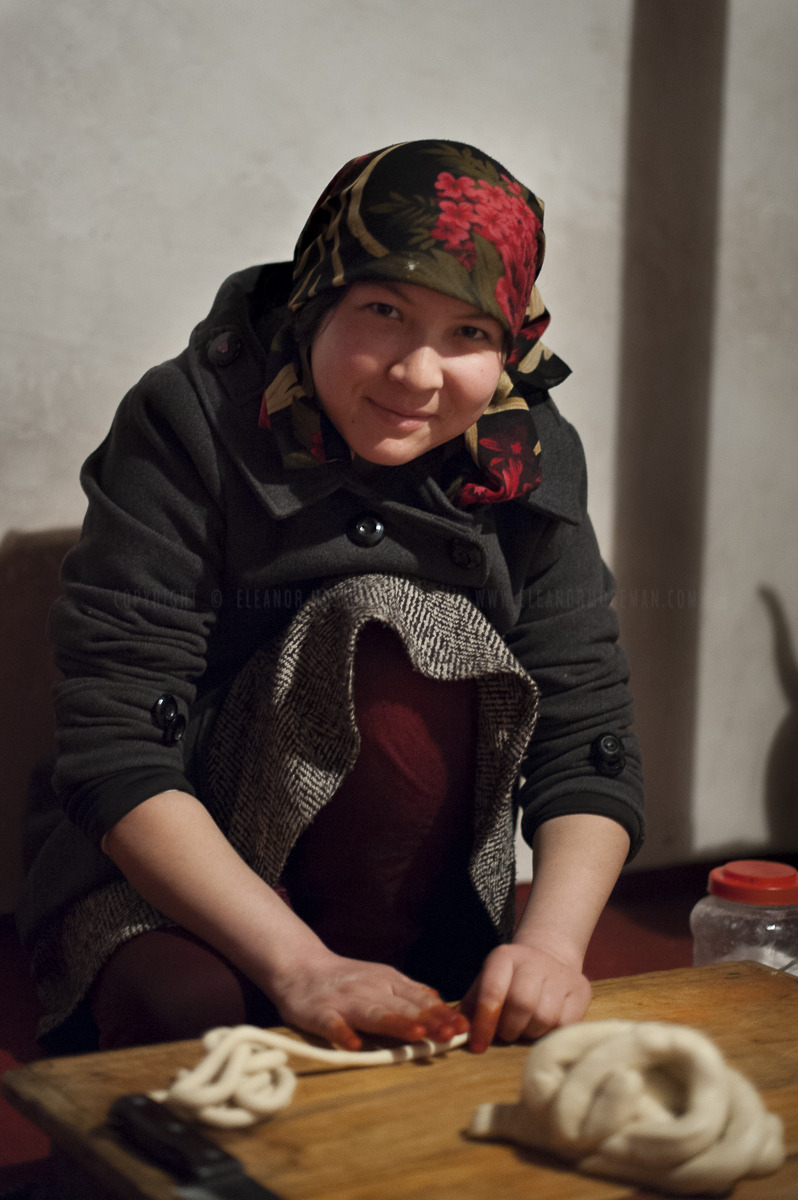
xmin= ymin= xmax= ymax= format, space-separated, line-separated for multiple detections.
xmin=500 ymin=174 xmax=525 ymax=198
xmin=478 ymin=424 xmax=540 ymax=499
xmin=429 ymin=171 xmax=541 ymax=335
xmin=434 ymin=172 xmax=481 ymax=202
xmin=431 ymin=199 xmax=474 ymax=247
xmin=506 ymin=307 xmax=551 ymax=366
xmin=495 ymin=266 xmax=533 ymax=336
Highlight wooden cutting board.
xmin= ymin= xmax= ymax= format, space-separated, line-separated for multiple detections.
xmin=4 ymin=962 xmax=797 ymax=1199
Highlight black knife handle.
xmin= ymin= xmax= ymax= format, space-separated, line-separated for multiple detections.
xmin=108 ymin=1093 xmax=250 ymax=1185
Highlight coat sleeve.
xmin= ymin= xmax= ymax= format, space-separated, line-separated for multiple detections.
xmin=49 ymin=360 xmax=226 ymax=845
xmin=503 ymin=419 xmax=645 ymax=859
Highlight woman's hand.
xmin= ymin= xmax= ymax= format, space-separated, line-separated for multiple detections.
xmin=460 ymin=813 xmax=631 ymax=1054
xmin=266 ymin=951 xmax=469 ymax=1051
xmin=461 ymin=941 xmax=591 ymax=1054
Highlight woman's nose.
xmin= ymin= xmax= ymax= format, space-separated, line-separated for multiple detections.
xmin=387 ymin=343 xmax=444 ymax=391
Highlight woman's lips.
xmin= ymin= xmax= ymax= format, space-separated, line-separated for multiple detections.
xmin=365 ymin=396 xmax=433 ymax=430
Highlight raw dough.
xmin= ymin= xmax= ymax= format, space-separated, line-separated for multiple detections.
xmin=467 ymin=1020 xmax=785 ymax=1195
xmin=152 ymin=1025 xmax=468 ymax=1127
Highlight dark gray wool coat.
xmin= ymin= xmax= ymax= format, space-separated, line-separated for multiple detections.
xmin=18 ymin=262 xmax=644 ymax=958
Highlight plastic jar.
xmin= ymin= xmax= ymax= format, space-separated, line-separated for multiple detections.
xmin=690 ymin=859 xmax=798 ymax=975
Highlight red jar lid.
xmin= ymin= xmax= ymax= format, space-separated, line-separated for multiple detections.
xmin=708 ymin=860 xmax=798 ymax=905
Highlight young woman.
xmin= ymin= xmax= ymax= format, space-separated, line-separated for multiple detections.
xmin=19 ymin=139 xmax=644 ymax=1055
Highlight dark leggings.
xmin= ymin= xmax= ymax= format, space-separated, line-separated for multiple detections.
xmin=89 ymin=927 xmax=280 ymax=1049
xmin=85 ymin=624 xmax=480 ymax=1050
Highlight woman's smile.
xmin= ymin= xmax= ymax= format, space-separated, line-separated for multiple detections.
xmin=311 ymin=281 xmax=505 ymax=466
xmin=365 ymin=395 xmax=435 ymax=429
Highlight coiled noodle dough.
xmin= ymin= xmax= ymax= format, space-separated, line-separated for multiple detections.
xmin=151 ymin=1024 xmax=468 ymax=1128
xmin=468 ymin=1020 xmax=785 ymax=1194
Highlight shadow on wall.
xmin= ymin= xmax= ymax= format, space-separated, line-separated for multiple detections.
xmin=0 ymin=528 xmax=79 ymax=912
xmin=613 ymin=0 xmax=728 ymax=866
xmin=759 ymin=587 xmax=798 ymax=852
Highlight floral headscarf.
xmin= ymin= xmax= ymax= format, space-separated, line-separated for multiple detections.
xmin=259 ymin=140 xmax=570 ymax=506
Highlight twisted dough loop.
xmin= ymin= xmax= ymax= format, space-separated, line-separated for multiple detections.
xmin=152 ymin=1025 xmax=469 ymax=1128
xmin=468 ymin=1020 xmax=785 ymax=1195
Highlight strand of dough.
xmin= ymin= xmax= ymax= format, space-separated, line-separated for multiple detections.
xmin=468 ymin=1020 xmax=785 ymax=1195
xmin=152 ymin=1025 xmax=468 ymax=1128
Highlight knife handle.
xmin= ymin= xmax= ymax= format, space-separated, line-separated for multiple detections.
xmin=108 ymin=1093 xmax=245 ymax=1184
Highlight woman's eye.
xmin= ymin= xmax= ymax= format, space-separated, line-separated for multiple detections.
xmin=458 ymin=325 xmax=490 ymax=342
xmin=368 ymin=302 xmax=400 ymax=319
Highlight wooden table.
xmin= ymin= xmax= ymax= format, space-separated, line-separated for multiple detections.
xmin=3 ymin=963 xmax=797 ymax=1199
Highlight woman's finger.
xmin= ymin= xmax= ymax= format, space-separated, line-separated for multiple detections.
xmin=465 ymin=951 xmax=515 ymax=1053
xmin=495 ymin=972 xmax=544 ymax=1044
xmin=317 ymin=1012 xmax=364 ymax=1052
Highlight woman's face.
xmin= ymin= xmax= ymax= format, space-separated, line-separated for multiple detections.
xmin=311 ymin=281 xmax=505 ymax=466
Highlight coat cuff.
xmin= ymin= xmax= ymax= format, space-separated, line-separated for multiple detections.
xmin=519 ymin=790 xmax=645 ymax=863
xmin=64 ymin=769 xmax=197 ymax=846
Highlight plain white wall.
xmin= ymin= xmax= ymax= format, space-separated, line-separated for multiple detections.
xmin=1 ymin=0 xmax=796 ymax=901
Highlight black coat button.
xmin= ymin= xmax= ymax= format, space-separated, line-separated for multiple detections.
xmin=152 ymin=694 xmax=178 ymax=729
xmin=347 ymin=514 xmax=385 ymax=548
xmin=207 ymin=332 xmax=243 ymax=367
xmin=449 ymin=538 xmax=483 ymax=570
xmin=163 ymin=715 xmax=186 ymax=746
xmin=152 ymin=694 xmax=185 ymax=746
xmin=591 ymin=732 xmax=626 ymax=776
